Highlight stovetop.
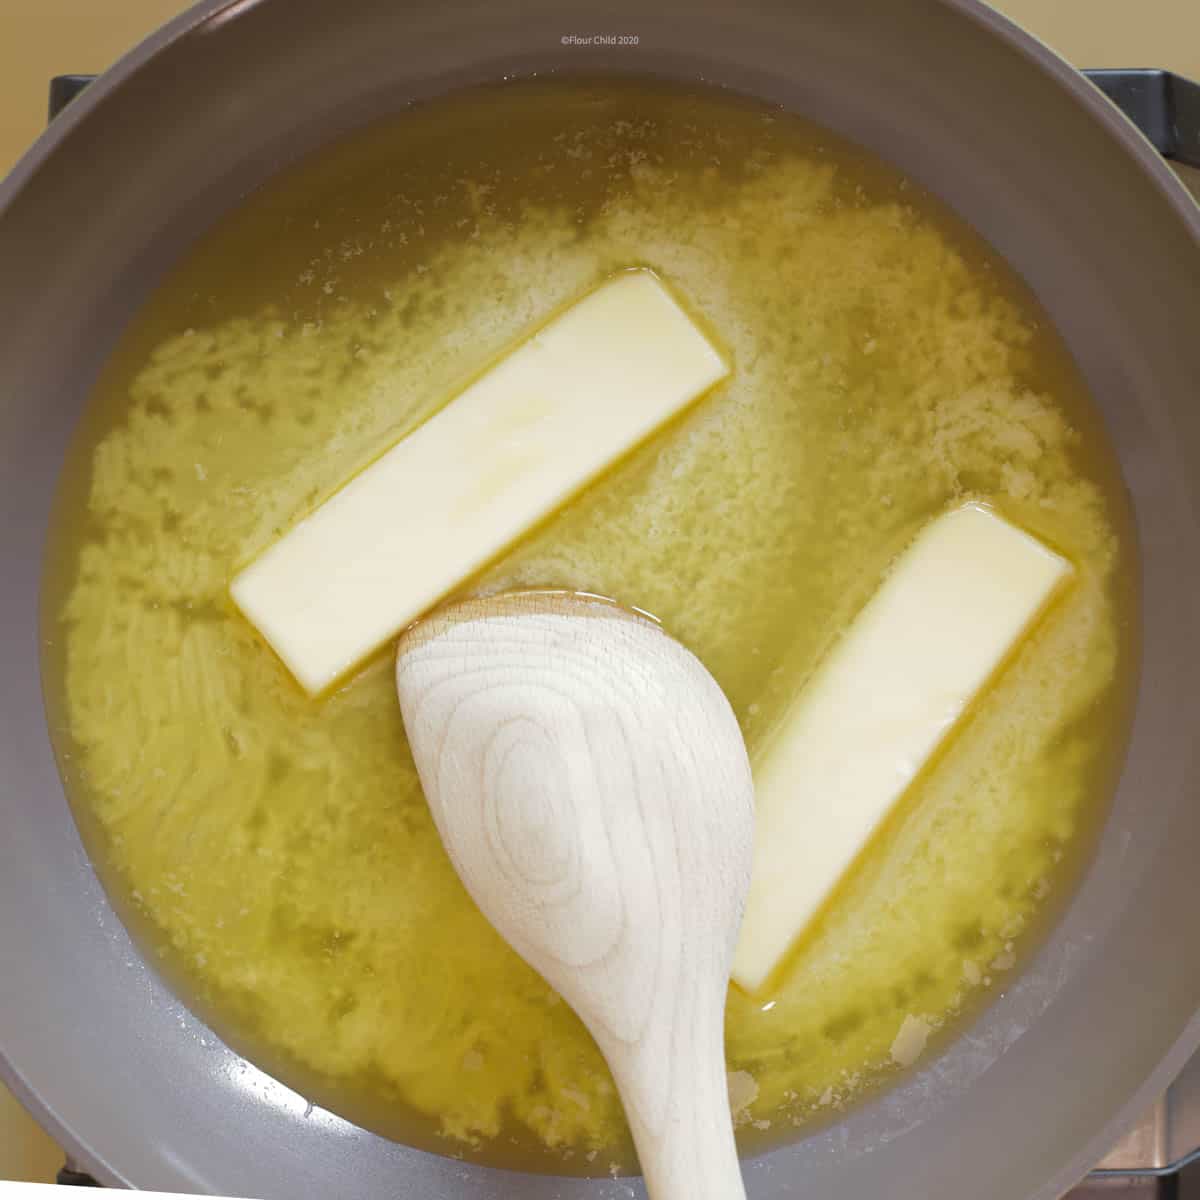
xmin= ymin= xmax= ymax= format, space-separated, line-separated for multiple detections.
xmin=1081 ymin=1049 xmax=1200 ymax=1196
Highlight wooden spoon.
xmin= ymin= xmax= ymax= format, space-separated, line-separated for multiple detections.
xmin=395 ymin=591 xmax=754 ymax=1200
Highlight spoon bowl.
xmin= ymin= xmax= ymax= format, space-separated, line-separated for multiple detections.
xmin=395 ymin=591 xmax=754 ymax=1200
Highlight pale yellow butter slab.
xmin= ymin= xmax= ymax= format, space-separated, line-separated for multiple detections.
xmin=231 ymin=270 xmax=728 ymax=695
xmin=732 ymin=504 xmax=1072 ymax=993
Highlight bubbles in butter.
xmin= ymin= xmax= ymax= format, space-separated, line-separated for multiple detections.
xmin=44 ymin=78 xmax=1133 ymax=1170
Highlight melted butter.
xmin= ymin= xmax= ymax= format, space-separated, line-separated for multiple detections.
xmin=41 ymin=77 xmax=1136 ymax=1172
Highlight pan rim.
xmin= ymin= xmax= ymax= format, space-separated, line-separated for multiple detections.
xmin=0 ymin=0 xmax=1197 ymax=1195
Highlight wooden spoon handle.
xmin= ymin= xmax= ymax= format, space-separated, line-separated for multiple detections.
xmin=616 ymin=1016 xmax=747 ymax=1200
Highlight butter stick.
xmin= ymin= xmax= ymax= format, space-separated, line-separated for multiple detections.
xmin=732 ymin=504 xmax=1072 ymax=993
xmin=231 ymin=270 xmax=728 ymax=695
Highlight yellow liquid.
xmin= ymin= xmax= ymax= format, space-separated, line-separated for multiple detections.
xmin=42 ymin=78 xmax=1136 ymax=1171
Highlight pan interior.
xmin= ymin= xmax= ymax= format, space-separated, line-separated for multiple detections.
xmin=39 ymin=75 xmax=1137 ymax=1173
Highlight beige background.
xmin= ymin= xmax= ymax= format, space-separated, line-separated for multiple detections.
xmin=0 ymin=0 xmax=1198 ymax=1184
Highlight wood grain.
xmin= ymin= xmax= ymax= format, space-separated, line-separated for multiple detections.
xmin=396 ymin=591 xmax=754 ymax=1199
